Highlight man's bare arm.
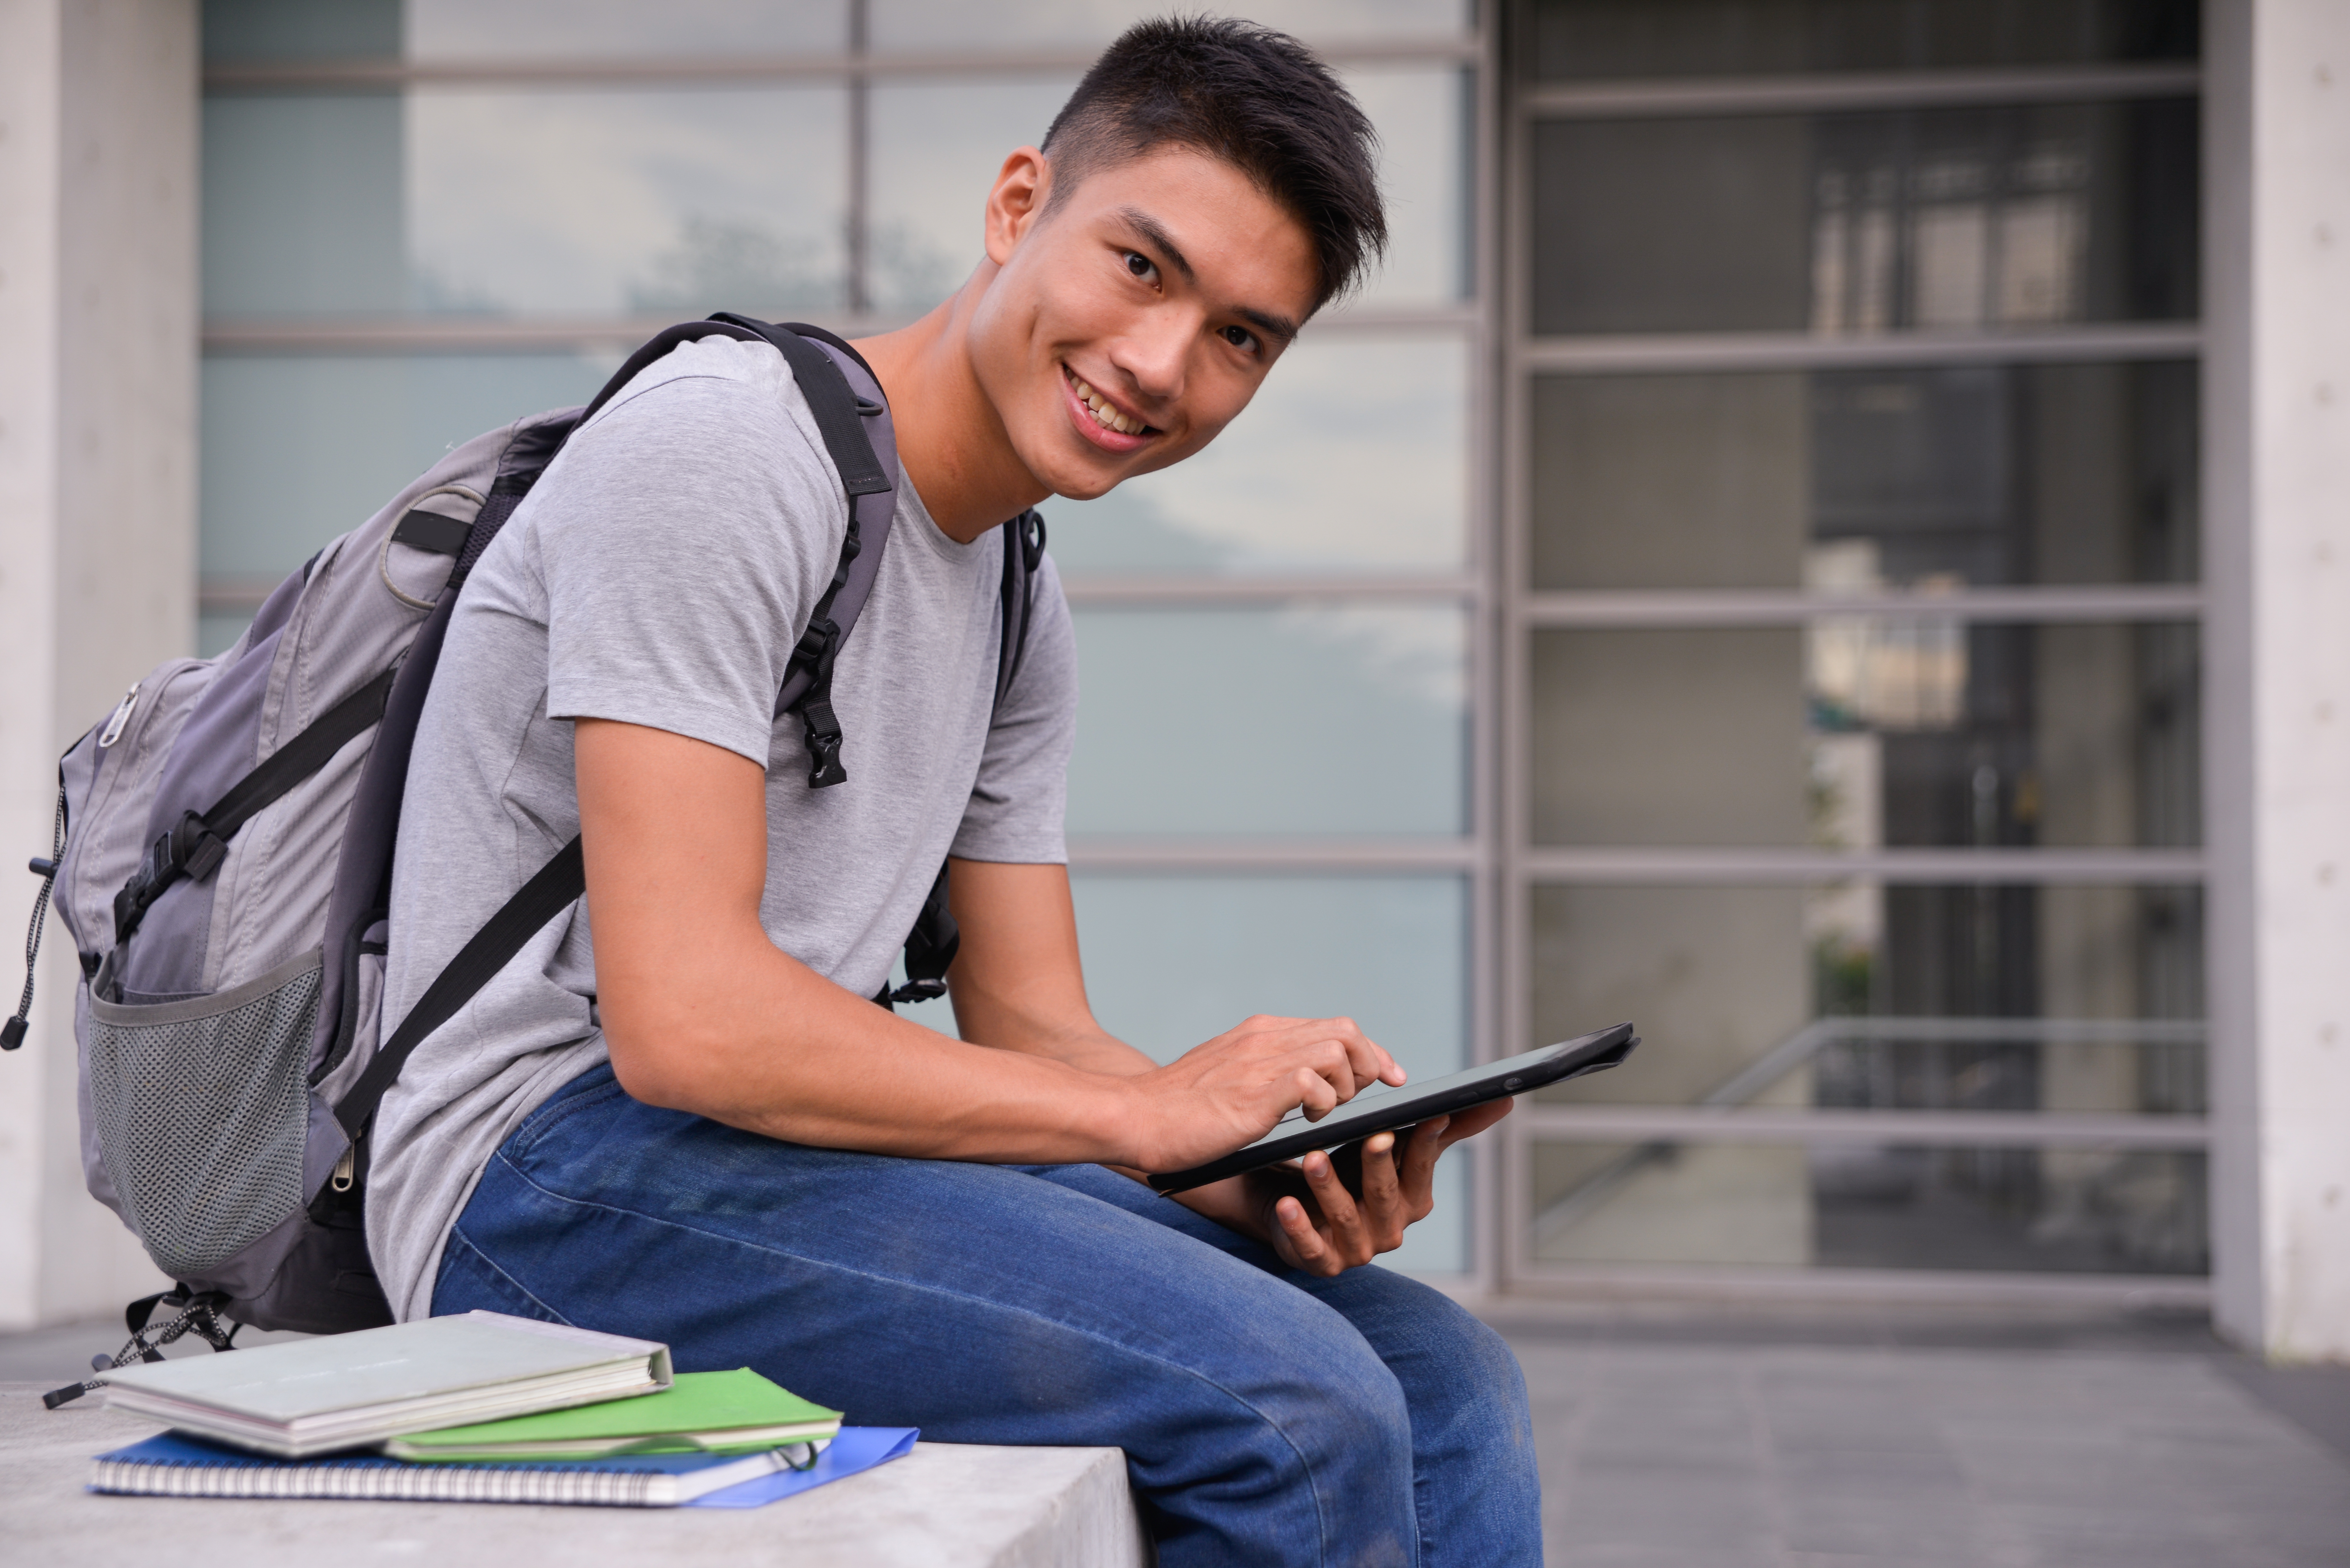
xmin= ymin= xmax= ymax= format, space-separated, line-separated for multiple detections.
xmin=944 ymin=859 xmax=1156 ymax=1077
xmin=576 ymin=719 xmax=1392 ymax=1170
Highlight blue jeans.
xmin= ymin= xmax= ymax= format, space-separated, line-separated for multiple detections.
xmin=432 ymin=1063 xmax=1539 ymax=1567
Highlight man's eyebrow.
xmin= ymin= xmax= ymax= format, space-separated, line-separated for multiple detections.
xmin=1234 ymin=305 xmax=1301 ymax=347
xmin=1113 ymin=205 xmax=1301 ymax=348
xmin=1114 ymin=206 xmax=1195 ymax=281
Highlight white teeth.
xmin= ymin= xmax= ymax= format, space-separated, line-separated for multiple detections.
xmin=1069 ymin=372 xmax=1144 ymax=436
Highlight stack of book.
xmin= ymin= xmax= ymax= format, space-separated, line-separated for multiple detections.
xmin=87 ymin=1310 xmax=914 ymax=1508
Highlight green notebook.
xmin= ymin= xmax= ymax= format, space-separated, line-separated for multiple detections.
xmin=382 ymin=1368 xmax=842 ymax=1462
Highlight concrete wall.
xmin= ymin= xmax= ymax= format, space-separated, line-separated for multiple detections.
xmin=2207 ymin=0 xmax=2350 ymax=1363
xmin=0 ymin=0 xmax=196 ymax=1328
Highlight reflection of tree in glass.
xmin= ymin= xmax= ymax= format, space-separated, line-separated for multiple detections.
xmin=407 ymin=263 xmax=506 ymax=317
xmin=628 ymin=216 xmax=841 ymax=314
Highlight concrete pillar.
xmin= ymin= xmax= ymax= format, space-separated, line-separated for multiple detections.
xmin=2206 ymin=0 xmax=2350 ymax=1362
xmin=0 ymin=0 xmax=197 ymax=1328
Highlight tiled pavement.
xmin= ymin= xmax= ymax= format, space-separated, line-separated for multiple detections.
xmin=5 ymin=1306 xmax=2347 ymax=1566
xmin=1494 ymin=1309 xmax=2350 ymax=1568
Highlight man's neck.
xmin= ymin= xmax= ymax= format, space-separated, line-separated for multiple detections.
xmin=852 ymin=275 xmax=1047 ymax=544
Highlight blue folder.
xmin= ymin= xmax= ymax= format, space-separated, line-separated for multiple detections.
xmin=91 ymin=1426 xmax=920 ymax=1508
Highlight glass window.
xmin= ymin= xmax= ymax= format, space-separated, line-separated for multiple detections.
xmin=1530 ymin=1138 xmax=2206 ymax=1274
xmin=1529 ymin=100 xmax=2198 ymax=335
xmin=204 ymin=88 xmax=849 ymax=318
xmin=1532 ymin=362 xmax=2199 ymax=590
xmin=1047 ymin=336 xmax=1469 ymax=577
xmin=1067 ymin=605 xmax=1468 ymax=837
xmin=1336 ymin=67 xmax=1475 ymax=310
xmin=203 ymin=95 xmax=409 ymax=317
xmin=408 ymin=0 xmax=847 ymax=59
xmin=872 ymin=0 xmax=1472 ymax=54
xmin=1528 ymin=882 xmax=2205 ymax=1107
xmin=204 ymin=0 xmax=850 ymax=63
xmin=869 ymin=77 xmax=1073 ymax=317
xmin=1530 ymin=621 xmax=2201 ymax=848
xmin=1069 ymin=871 xmax=1470 ymax=1273
xmin=201 ymin=350 xmax=614 ymax=582
xmin=1523 ymin=0 xmax=2199 ymax=82
xmin=205 ymin=0 xmax=402 ymax=63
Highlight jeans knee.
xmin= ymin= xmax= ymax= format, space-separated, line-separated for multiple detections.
xmin=1456 ymin=1310 xmax=1533 ymax=1439
xmin=1242 ymin=1323 xmax=1417 ymax=1506
xmin=1389 ymin=1295 xmax=1535 ymax=1462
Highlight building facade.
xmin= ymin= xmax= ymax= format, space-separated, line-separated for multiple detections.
xmin=1 ymin=0 xmax=2343 ymax=1359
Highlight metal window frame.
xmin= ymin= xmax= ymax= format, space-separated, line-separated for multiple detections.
xmin=1519 ymin=62 xmax=2202 ymax=120
xmin=197 ymin=303 xmax=1484 ymax=354
xmin=1492 ymin=19 xmax=2211 ymax=1302
xmin=201 ymin=35 xmax=1485 ymax=92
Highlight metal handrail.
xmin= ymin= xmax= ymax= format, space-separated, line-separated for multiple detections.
xmin=1531 ymin=1015 xmax=2208 ymax=1244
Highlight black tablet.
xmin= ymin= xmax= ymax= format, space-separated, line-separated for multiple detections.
xmin=1146 ymin=1022 xmax=1640 ymax=1195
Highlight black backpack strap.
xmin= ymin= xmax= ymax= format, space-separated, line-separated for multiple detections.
xmin=711 ymin=314 xmax=900 ymax=791
xmin=110 ymin=666 xmax=398 ymax=949
xmin=335 ymin=837 xmax=584 ymax=1138
xmin=878 ymin=510 xmax=1050 ymax=1010
xmin=876 ymin=862 xmax=959 ymax=1007
xmin=996 ymin=510 xmax=1048 ymax=709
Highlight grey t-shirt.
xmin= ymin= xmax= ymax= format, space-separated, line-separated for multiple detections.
xmin=368 ymin=335 xmax=1078 ymax=1322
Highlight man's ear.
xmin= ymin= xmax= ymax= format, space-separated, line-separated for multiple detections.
xmin=984 ymin=147 xmax=1052 ymax=266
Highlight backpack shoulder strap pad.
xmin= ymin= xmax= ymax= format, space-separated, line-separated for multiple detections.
xmin=710 ymin=314 xmax=903 ymax=788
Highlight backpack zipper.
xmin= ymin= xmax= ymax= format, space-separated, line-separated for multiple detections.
xmin=97 ymin=682 xmax=140 ymax=748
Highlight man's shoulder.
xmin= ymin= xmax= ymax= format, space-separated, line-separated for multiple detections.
xmin=575 ymin=332 xmax=821 ymax=450
xmin=523 ymin=333 xmax=845 ymax=527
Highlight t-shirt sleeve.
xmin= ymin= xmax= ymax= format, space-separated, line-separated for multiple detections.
xmin=952 ymin=551 xmax=1077 ymax=864
xmin=537 ymin=362 xmax=842 ymax=763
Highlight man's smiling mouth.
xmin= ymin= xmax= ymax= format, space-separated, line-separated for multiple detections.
xmin=1065 ymin=366 xmax=1156 ymax=438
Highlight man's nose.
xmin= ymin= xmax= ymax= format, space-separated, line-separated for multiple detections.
xmin=1107 ymin=310 xmax=1194 ymax=410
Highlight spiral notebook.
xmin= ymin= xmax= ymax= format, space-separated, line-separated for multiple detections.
xmin=89 ymin=1426 xmax=920 ymax=1508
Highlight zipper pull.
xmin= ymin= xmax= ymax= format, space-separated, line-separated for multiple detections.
xmin=331 ymin=1141 xmax=357 ymax=1192
xmin=98 ymin=682 xmax=141 ymax=749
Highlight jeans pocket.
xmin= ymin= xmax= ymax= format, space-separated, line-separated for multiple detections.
xmin=87 ymin=950 xmax=322 ymax=1278
xmin=502 ymin=1061 xmax=623 ymax=1165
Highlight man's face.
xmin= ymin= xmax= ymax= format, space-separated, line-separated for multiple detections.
xmin=967 ymin=145 xmax=1320 ymax=501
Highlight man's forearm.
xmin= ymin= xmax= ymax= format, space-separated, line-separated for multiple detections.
xmin=604 ymin=926 xmax=1150 ymax=1163
xmin=941 ymin=858 xmax=1158 ymax=1079
xmin=954 ymin=1002 xmax=1159 ymax=1078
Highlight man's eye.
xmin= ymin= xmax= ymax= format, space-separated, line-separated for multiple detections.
xmin=1125 ymin=252 xmax=1153 ymax=279
xmin=1221 ymin=324 xmax=1258 ymax=351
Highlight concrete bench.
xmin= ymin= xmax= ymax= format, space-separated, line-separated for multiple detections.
xmin=0 ymin=1385 xmax=1148 ymax=1568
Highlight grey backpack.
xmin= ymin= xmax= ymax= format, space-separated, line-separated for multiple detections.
xmin=12 ymin=315 xmax=1047 ymax=1393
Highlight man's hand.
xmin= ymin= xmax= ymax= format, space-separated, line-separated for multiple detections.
xmin=945 ymin=861 xmax=1500 ymax=1273
xmin=1171 ymin=1100 xmax=1513 ymax=1276
xmin=1117 ymin=1013 xmax=1404 ymax=1174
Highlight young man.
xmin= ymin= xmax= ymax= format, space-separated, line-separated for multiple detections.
xmin=373 ymin=18 xmax=1538 ymax=1565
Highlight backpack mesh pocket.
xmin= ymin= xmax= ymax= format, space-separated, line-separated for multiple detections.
xmin=88 ymin=951 xmax=322 ymax=1280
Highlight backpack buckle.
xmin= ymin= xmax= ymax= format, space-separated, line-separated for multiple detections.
xmin=804 ymin=728 xmax=851 ymax=790
xmin=172 ymin=812 xmax=229 ymax=883
xmin=793 ymin=620 xmax=837 ymax=670
xmin=111 ymin=813 xmax=229 ymax=944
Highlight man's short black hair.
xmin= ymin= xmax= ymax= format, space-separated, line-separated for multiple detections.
xmin=1041 ymin=15 xmax=1387 ymax=313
